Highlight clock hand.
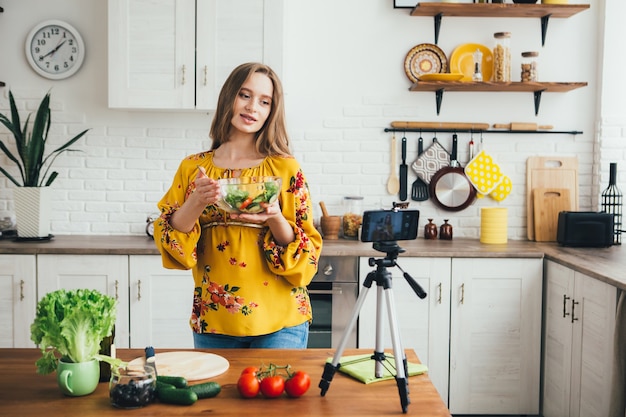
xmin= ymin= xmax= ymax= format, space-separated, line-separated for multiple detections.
xmin=42 ymin=40 xmax=67 ymax=59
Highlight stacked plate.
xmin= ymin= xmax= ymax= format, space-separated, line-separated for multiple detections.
xmin=480 ymin=207 xmax=508 ymax=244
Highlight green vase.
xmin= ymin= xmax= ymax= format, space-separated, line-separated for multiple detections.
xmin=56 ymin=358 xmax=100 ymax=396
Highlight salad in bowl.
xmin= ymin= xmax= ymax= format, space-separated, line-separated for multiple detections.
xmin=217 ymin=176 xmax=282 ymax=214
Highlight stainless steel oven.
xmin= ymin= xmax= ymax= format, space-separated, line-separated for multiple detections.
xmin=307 ymin=256 xmax=359 ymax=349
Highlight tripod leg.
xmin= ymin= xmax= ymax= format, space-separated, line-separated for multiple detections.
xmin=319 ymin=283 xmax=373 ymax=396
xmin=373 ymin=284 xmax=386 ymax=378
xmin=383 ymin=287 xmax=411 ymax=413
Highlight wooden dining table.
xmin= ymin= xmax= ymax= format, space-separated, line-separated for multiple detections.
xmin=0 ymin=348 xmax=451 ymax=416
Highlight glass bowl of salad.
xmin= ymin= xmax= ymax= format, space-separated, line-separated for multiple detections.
xmin=217 ymin=176 xmax=282 ymax=214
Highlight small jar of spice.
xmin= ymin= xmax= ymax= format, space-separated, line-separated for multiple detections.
xmin=520 ymin=51 xmax=539 ymax=82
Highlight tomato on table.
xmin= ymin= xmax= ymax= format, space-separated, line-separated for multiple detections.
xmin=285 ymin=370 xmax=311 ymax=397
xmin=237 ymin=373 xmax=260 ymax=398
xmin=259 ymin=375 xmax=285 ymax=398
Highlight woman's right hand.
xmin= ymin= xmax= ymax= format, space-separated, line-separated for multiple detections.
xmin=192 ymin=167 xmax=220 ymax=206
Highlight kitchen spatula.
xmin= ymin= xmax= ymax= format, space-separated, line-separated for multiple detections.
xmin=411 ymin=137 xmax=429 ymax=201
xmin=387 ymin=135 xmax=400 ymax=195
xmin=399 ymin=136 xmax=408 ymax=201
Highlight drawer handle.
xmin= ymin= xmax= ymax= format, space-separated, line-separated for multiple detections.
xmin=437 ymin=282 xmax=442 ymax=304
xmin=571 ymin=299 xmax=579 ymax=323
xmin=308 ymin=289 xmax=342 ymax=296
xmin=137 ymin=279 xmax=142 ymax=301
xmin=181 ymin=65 xmax=186 ymax=85
xmin=460 ymin=283 xmax=465 ymax=305
xmin=203 ymin=65 xmax=208 ymax=86
xmin=562 ymin=294 xmax=570 ymax=318
xmin=115 ymin=280 xmax=119 ymax=301
xmin=323 ymin=264 xmax=333 ymax=276
xmin=20 ymin=279 xmax=24 ymax=301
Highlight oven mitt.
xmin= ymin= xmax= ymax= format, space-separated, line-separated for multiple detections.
xmin=464 ymin=149 xmax=504 ymax=195
xmin=411 ymin=139 xmax=450 ymax=184
xmin=489 ymin=174 xmax=512 ymax=202
xmin=326 ymin=354 xmax=428 ymax=384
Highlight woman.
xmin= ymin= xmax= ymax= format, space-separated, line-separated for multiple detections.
xmin=154 ymin=63 xmax=322 ymax=348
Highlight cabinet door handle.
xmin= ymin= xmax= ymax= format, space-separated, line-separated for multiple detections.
xmin=115 ymin=280 xmax=119 ymax=301
xmin=20 ymin=279 xmax=24 ymax=301
xmin=571 ymin=299 xmax=579 ymax=323
xmin=203 ymin=65 xmax=208 ymax=86
xmin=437 ymin=282 xmax=442 ymax=304
xmin=460 ymin=283 xmax=465 ymax=305
xmin=563 ymin=294 xmax=570 ymax=318
xmin=137 ymin=280 xmax=142 ymax=301
xmin=181 ymin=65 xmax=186 ymax=85
xmin=308 ymin=289 xmax=342 ymax=296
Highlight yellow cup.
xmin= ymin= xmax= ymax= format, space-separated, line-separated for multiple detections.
xmin=480 ymin=207 xmax=508 ymax=244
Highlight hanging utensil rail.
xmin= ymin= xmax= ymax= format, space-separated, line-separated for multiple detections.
xmin=384 ymin=127 xmax=583 ymax=135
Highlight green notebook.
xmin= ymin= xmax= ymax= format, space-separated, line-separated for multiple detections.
xmin=326 ymin=353 xmax=428 ymax=384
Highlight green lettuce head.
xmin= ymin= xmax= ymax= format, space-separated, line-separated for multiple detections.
xmin=30 ymin=288 xmax=117 ymax=374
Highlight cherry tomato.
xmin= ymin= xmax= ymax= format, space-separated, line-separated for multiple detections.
xmin=284 ymin=370 xmax=311 ymax=398
xmin=240 ymin=366 xmax=259 ymax=376
xmin=259 ymin=375 xmax=285 ymax=398
xmin=237 ymin=374 xmax=260 ymax=398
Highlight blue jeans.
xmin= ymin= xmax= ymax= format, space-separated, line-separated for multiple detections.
xmin=193 ymin=322 xmax=309 ymax=349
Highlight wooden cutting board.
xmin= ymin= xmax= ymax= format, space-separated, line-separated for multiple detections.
xmin=533 ymin=188 xmax=571 ymax=242
xmin=526 ymin=156 xmax=578 ymax=240
xmin=128 ymin=351 xmax=229 ymax=381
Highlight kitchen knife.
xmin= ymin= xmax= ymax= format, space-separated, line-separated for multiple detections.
xmin=399 ymin=136 xmax=408 ymax=201
xmin=145 ymin=346 xmax=157 ymax=376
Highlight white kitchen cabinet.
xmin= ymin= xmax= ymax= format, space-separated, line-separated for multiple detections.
xmin=449 ymin=258 xmax=542 ymax=415
xmin=358 ymin=257 xmax=451 ymax=402
xmin=37 ymin=255 xmax=130 ymax=348
xmin=358 ymin=257 xmax=543 ymax=415
xmin=542 ymin=260 xmax=617 ymax=417
xmin=0 ymin=255 xmax=36 ymax=348
xmin=129 ymin=256 xmax=195 ymax=349
xmin=108 ymin=0 xmax=284 ymax=110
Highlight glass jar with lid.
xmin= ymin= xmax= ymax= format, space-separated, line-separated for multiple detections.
xmin=342 ymin=196 xmax=363 ymax=239
xmin=493 ymin=32 xmax=511 ymax=82
xmin=520 ymin=51 xmax=539 ymax=82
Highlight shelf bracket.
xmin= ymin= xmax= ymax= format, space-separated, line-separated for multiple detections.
xmin=540 ymin=14 xmax=552 ymax=46
xmin=533 ymin=90 xmax=546 ymax=115
xmin=435 ymin=89 xmax=444 ymax=115
xmin=433 ymin=13 xmax=443 ymax=44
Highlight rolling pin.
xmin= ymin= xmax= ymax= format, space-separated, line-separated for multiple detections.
xmin=492 ymin=123 xmax=554 ymax=131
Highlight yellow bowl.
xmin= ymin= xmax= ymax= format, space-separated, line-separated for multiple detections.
xmin=217 ymin=176 xmax=282 ymax=214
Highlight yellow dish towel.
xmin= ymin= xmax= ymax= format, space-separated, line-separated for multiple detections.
xmin=326 ymin=354 xmax=428 ymax=384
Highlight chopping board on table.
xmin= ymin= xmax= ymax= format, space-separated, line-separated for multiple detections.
xmin=533 ymin=188 xmax=571 ymax=242
xmin=128 ymin=351 xmax=229 ymax=381
xmin=526 ymin=156 xmax=578 ymax=240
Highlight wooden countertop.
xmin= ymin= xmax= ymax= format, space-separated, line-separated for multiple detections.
xmin=0 ymin=235 xmax=624 ymax=290
xmin=0 ymin=348 xmax=451 ymax=417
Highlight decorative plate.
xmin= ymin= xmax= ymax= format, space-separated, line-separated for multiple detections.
xmin=404 ymin=43 xmax=448 ymax=83
xmin=450 ymin=43 xmax=493 ymax=82
xmin=418 ymin=73 xmax=464 ymax=82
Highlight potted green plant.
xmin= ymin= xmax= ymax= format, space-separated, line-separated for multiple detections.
xmin=30 ymin=288 xmax=120 ymax=396
xmin=0 ymin=90 xmax=89 ymax=238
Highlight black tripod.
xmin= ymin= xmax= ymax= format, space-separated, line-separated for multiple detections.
xmin=318 ymin=241 xmax=427 ymax=414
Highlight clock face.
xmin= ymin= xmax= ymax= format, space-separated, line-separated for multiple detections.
xmin=25 ymin=20 xmax=85 ymax=80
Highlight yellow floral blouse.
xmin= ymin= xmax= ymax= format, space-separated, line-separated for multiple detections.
xmin=154 ymin=151 xmax=323 ymax=337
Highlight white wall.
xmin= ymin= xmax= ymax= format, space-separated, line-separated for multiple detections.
xmin=0 ymin=0 xmax=623 ymax=239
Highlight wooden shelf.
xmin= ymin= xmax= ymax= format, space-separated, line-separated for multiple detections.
xmin=410 ymin=2 xmax=590 ymax=45
xmin=410 ymin=81 xmax=588 ymax=115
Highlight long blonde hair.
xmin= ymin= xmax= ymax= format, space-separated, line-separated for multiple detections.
xmin=209 ymin=63 xmax=291 ymax=157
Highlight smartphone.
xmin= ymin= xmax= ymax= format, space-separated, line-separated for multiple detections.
xmin=360 ymin=209 xmax=419 ymax=242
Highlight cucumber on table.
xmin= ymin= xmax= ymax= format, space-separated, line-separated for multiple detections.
xmin=157 ymin=375 xmax=188 ymax=388
xmin=157 ymin=387 xmax=198 ymax=405
xmin=189 ymin=381 xmax=221 ymax=399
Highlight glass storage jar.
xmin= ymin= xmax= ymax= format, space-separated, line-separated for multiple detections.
xmin=109 ymin=365 xmax=157 ymax=409
xmin=342 ymin=196 xmax=363 ymax=239
xmin=493 ymin=32 xmax=511 ymax=82
xmin=520 ymin=51 xmax=539 ymax=82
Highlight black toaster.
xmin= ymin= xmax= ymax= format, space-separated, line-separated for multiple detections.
xmin=556 ymin=211 xmax=614 ymax=247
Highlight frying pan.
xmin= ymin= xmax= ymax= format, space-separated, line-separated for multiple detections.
xmin=429 ymin=134 xmax=476 ymax=211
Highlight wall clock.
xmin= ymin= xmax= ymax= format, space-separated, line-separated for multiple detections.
xmin=25 ymin=20 xmax=85 ymax=80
